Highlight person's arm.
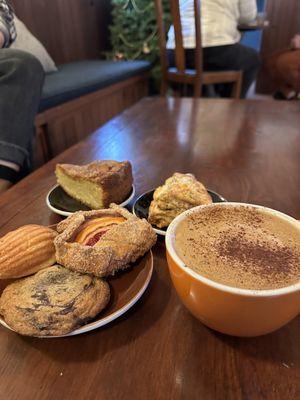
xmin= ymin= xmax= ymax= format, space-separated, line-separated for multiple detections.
xmin=0 ymin=0 xmax=16 ymax=48
xmin=238 ymin=0 xmax=257 ymax=24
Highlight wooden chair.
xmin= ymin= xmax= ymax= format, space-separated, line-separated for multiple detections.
xmin=154 ymin=0 xmax=243 ymax=98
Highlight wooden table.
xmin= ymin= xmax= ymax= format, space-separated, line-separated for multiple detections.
xmin=0 ymin=98 xmax=299 ymax=400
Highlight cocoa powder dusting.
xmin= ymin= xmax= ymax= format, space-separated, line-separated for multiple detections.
xmin=175 ymin=204 xmax=300 ymax=290
xmin=216 ymin=236 xmax=295 ymax=277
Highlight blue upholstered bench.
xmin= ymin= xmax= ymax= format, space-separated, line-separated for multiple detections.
xmin=39 ymin=60 xmax=151 ymax=112
xmin=35 ymin=59 xmax=151 ymax=166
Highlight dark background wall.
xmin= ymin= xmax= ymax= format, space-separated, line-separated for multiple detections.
xmin=257 ymin=0 xmax=300 ymax=93
xmin=11 ymin=0 xmax=300 ymax=93
xmin=11 ymin=0 xmax=112 ymax=64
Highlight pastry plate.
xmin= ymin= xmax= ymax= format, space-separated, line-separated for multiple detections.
xmin=0 ymin=251 xmax=153 ymax=338
xmin=46 ymin=184 xmax=135 ymax=217
xmin=133 ymin=189 xmax=227 ymax=236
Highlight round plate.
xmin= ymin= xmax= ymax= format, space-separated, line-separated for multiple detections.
xmin=0 ymin=251 xmax=153 ymax=338
xmin=133 ymin=189 xmax=227 ymax=236
xmin=46 ymin=184 xmax=135 ymax=217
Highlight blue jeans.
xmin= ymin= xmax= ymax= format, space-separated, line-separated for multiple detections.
xmin=0 ymin=49 xmax=44 ymax=171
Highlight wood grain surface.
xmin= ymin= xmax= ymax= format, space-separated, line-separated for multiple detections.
xmin=0 ymin=98 xmax=299 ymax=400
xmin=11 ymin=0 xmax=112 ymax=64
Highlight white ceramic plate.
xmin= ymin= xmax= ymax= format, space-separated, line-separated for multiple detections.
xmin=0 ymin=251 xmax=153 ymax=338
xmin=46 ymin=184 xmax=135 ymax=217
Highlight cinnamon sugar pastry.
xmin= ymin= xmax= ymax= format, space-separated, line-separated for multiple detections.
xmin=148 ymin=173 xmax=212 ymax=228
xmin=54 ymin=205 xmax=156 ymax=277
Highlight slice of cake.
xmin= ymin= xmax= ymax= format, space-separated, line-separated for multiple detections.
xmin=55 ymin=160 xmax=133 ymax=209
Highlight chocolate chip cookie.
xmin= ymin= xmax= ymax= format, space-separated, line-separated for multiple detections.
xmin=0 ymin=265 xmax=110 ymax=336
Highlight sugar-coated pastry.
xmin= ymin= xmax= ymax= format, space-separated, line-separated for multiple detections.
xmin=54 ymin=205 xmax=157 ymax=277
xmin=148 ymin=173 xmax=212 ymax=228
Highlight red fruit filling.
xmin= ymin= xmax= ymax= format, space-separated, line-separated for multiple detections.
xmin=85 ymin=229 xmax=109 ymax=246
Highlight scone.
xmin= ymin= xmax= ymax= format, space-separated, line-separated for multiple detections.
xmin=55 ymin=160 xmax=133 ymax=209
xmin=0 ymin=225 xmax=57 ymax=279
xmin=0 ymin=265 xmax=110 ymax=336
xmin=54 ymin=205 xmax=157 ymax=277
xmin=148 ymin=173 xmax=212 ymax=228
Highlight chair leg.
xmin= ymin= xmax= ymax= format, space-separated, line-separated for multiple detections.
xmin=231 ymin=72 xmax=243 ymax=99
xmin=193 ymin=81 xmax=202 ymax=97
xmin=160 ymin=78 xmax=168 ymax=96
xmin=173 ymin=86 xmax=181 ymax=97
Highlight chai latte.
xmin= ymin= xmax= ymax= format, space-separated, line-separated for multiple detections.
xmin=174 ymin=204 xmax=300 ymax=290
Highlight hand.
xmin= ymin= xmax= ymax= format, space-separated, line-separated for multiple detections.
xmin=0 ymin=31 xmax=5 ymax=48
xmin=291 ymin=34 xmax=300 ymax=50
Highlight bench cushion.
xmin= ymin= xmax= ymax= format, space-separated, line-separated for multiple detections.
xmin=39 ymin=60 xmax=151 ymax=112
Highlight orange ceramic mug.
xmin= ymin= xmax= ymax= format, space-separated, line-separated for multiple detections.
xmin=165 ymin=203 xmax=300 ymax=337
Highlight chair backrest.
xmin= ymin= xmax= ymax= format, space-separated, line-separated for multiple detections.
xmin=154 ymin=0 xmax=203 ymax=76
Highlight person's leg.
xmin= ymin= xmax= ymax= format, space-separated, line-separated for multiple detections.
xmin=167 ymin=49 xmax=195 ymax=95
xmin=167 ymin=49 xmax=215 ymax=96
xmin=167 ymin=49 xmax=196 ymax=69
xmin=0 ymin=49 xmax=44 ymax=189
xmin=203 ymin=43 xmax=261 ymax=98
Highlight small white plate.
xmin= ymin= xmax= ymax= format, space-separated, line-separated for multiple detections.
xmin=46 ymin=184 xmax=135 ymax=217
xmin=0 ymin=251 xmax=153 ymax=338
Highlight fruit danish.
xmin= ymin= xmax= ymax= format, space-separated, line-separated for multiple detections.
xmin=54 ymin=205 xmax=156 ymax=277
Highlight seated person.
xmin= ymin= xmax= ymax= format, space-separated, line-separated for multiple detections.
xmin=266 ymin=34 xmax=300 ymax=100
xmin=0 ymin=0 xmax=44 ymax=194
xmin=167 ymin=0 xmax=261 ymax=97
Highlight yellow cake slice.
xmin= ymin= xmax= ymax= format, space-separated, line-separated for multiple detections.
xmin=55 ymin=160 xmax=133 ymax=209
